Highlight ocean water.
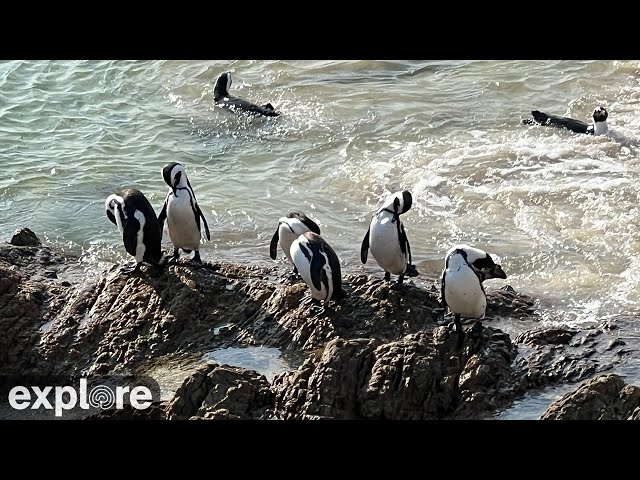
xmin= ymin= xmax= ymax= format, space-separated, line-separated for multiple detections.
xmin=1 ymin=60 xmax=639 ymax=397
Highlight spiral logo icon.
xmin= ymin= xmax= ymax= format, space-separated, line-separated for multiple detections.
xmin=88 ymin=385 xmax=116 ymax=409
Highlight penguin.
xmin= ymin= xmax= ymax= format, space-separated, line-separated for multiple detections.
xmin=213 ymin=71 xmax=280 ymax=117
xmin=269 ymin=211 xmax=321 ymax=275
xmin=439 ymin=244 xmax=507 ymax=345
xmin=360 ymin=190 xmax=418 ymax=288
xmin=158 ymin=162 xmax=211 ymax=265
xmin=105 ymin=188 xmax=164 ymax=273
xmin=290 ymin=231 xmax=344 ymax=313
xmin=523 ymin=106 xmax=608 ymax=135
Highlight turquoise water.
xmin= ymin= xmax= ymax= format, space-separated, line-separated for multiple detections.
xmin=1 ymin=59 xmax=639 ymax=326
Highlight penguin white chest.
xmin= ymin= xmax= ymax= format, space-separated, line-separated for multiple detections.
xmin=369 ymin=217 xmax=406 ymax=275
xmin=291 ymin=241 xmax=332 ymax=303
xmin=133 ymin=210 xmax=147 ymax=263
xmin=444 ymin=265 xmax=486 ymax=319
xmin=166 ymin=192 xmax=201 ymax=250
xmin=278 ymin=223 xmax=298 ymax=264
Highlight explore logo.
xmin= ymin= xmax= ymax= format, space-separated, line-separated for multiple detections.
xmin=1 ymin=375 xmax=161 ymax=419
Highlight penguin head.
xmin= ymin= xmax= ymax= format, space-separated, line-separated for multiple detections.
xmin=214 ymin=71 xmax=232 ymax=99
xmin=162 ymin=162 xmax=188 ymax=194
xmin=447 ymin=244 xmax=507 ymax=281
xmin=105 ymin=194 xmax=123 ymax=225
xmin=592 ymin=106 xmax=608 ymax=123
xmin=380 ymin=190 xmax=413 ymax=221
xmin=279 ymin=216 xmax=312 ymax=237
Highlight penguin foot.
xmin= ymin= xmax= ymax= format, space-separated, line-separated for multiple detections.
xmin=286 ymin=271 xmax=301 ymax=283
xmin=121 ymin=262 xmax=141 ymax=274
xmin=192 ymin=252 xmax=204 ymax=267
xmin=470 ymin=321 xmax=483 ymax=338
xmin=384 ymin=272 xmax=391 ymax=282
xmin=405 ymin=263 xmax=419 ymax=277
xmin=390 ymin=282 xmax=404 ymax=291
xmin=447 ymin=321 xmax=466 ymax=346
xmin=431 ymin=308 xmax=446 ymax=324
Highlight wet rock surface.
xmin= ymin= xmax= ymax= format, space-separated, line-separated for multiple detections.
xmin=512 ymin=324 xmax=630 ymax=391
xmin=10 ymin=228 xmax=41 ymax=247
xmin=272 ymin=326 xmax=515 ymax=419
xmin=541 ymin=374 xmax=640 ymax=420
xmin=1 ymin=229 xmax=638 ymax=420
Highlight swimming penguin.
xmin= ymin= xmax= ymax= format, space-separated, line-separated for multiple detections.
xmin=158 ymin=162 xmax=211 ymax=265
xmin=269 ymin=211 xmax=321 ymax=275
xmin=105 ymin=188 xmax=164 ymax=272
xmin=213 ymin=72 xmax=280 ymax=117
xmin=290 ymin=231 xmax=344 ymax=313
xmin=360 ymin=190 xmax=418 ymax=288
xmin=439 ymin=244 xmax=507 ymax=345
xmin=523 ymin=106 xmax=609 ymax=135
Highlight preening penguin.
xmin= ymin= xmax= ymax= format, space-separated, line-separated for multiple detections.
xmin=439 ymin=244 xmax=507 ymax=345
xmin=523 ymin=106 xmax=609 ymax=135
xmin=360 ymin=190 xmax=418 ymax=288
xmin=158 ymin=162 xmax=211 ymax=265
xmin=214 ymin=72 xmax=280 ymax=117
xmin=269 ymin=211 xmax=321 ymax=275
xmin=105 ymin=188 xmax=164 ymax=273
xmin=290 ymin=231 xmax=344 ymax=313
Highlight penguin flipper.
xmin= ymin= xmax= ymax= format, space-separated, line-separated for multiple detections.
xmin=106 ymin=211 xmax=117 ymax=226
xmin=360 ymin=227 xmax=370 ymax=264
xmin=191 ymin=201 xmax=211 ymax=241
xmin=198 ymin=207 xmax=211 ymax=241
xmin=440 ymin=270 xmax=447 ymax=310
xmin=269 ymin=228 xmax=280 ymax=260
xmin=158 ymin=198 xmax=168 ymax=227
xmin=310 ymin=250 xmax=326 ymax=292
xmin=123 ymin=220 xmax=138 ymax=258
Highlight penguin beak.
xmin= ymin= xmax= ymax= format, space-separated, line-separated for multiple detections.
xmin=487 ymin=264 xmax=507 ymax=280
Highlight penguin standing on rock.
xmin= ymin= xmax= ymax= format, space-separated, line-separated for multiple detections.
xmin=438 ymin=244 xmax=507 ymax=346
xmin=269 ymin=211 xmax=321 ymax=276
xmin=290 ymin=231 xmax=344 ymax=315
xmin=214 ymin=72 xmax=280 ymax=117
xmin=158 ymin=162 xmax=211 ymax=265
xmin=360 ymin=190 xmax=418 ymax=289
xmin=105 ymin=188 xmax=165 ymax=273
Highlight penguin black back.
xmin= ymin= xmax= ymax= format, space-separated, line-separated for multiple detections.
xmin=213 ymin=71 xmax=280 ymax=117
xmin=105 ymin=188 xmax=164 ymax=268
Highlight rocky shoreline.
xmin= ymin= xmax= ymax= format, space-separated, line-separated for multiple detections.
xmin=1 ymin=228 xmax=637 ymax=420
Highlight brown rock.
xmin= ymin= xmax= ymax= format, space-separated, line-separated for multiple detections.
xmin=166 ymin=363 xmax=274 ymax=420
xmin=273 ymin=326 xmax=515 ymax=420
xmin=541 ymin=374 xmax=640 ymax=420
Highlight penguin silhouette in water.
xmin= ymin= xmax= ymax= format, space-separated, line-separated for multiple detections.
xmin=214 ymin=71 xmax=280 ymax=117
xmin=523 ymin=106 xmax=609 ymax=135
